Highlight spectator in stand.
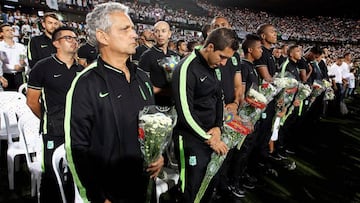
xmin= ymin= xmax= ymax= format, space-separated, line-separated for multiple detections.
xmin=0 ymin=23 xmax=28 ymax=91
xmin=27 ymin=12 xmax=60 ymax=69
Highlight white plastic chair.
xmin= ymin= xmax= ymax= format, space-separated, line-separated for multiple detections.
xmin=2 ymin=100 xmax=37 ymax=190
xmin=18 ymin=112 xmax=42 ymax=202
xmin=18 ymin=82 xmax=28 ymax=96
xmin=156 ymin=167 xmax=179 ymax=203
xmin=0 ymin=91 xmax=25 ymax=142
xmin=52 ymin=144 xmax=84 ymax=203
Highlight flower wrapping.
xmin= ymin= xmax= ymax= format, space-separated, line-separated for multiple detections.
xmin=238 ymin=88 xmax=268 ymax=128
xmin=283 ymin=83 xmax=312 ymax=122
xmin=194 ymin=110 xmax=248 ymax=203
xmin=194 ymin=88 xmax=269 ymax=203
xmin=138 ymin=105 xmax=177 ymax=203
xmin=322 ymin=79 xmax=335 ymax=101
xmin=158 ymin=55 xmax=181 ymax=82
xmin=308 ymin=80 xmax=326 ymax=108
xmin=271 ymin=73 xmax=299 ymax=141
xmin=259 ymin=81 xmax=281 ymax=102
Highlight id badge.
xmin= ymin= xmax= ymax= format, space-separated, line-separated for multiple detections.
xmin=261 ymin=113 xmax=267 ymax=119
xmin=47 ymin=140 xmax=54 ymax=149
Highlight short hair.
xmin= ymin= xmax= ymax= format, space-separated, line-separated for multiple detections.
xmin=201 ymin=24 xmax=211 ymax=40
xmin=309 ymin=45 xmax=323 ymax=55
xmin=187 ymin=40 xmax=199 ymax=52
xmin=43 ymin=12 xmax=59 ymax=21
xmin=204 ymin=27 xmax=239 ymax=52
xmin=256 ymin=23 xmax=273 ymax=36
xmin=241 ymin=34 xmax=261 ymax=54
xmin=86 ymin=2 xmax=129 ymax=46
xmin=52 ymin=26 xmax=77 ymax=42
xmin=343 ymin=52 xmax=351 ymax=58
xmin=176 ymin=39 xmax=185 ymax=49
xmin=287 ymin=44 xmax=300 ymax=56
xmin=0 ymin=23 xmax=11 ymax=32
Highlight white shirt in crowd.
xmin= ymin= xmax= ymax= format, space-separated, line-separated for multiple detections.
xmin=0 ymin=40 xmax=28 ymax=74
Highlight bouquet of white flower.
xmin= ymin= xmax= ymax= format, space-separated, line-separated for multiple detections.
xmin=271 ymin=73 xmax=299 ymax=142
xmin=282 ymin=83 xmax=312 ymax=122
xmin=322 ymin=79 xmax=335 ymax=101
xmin=308 ymin=80 xmax=326 ymax=108
xmin=138 ymin=105 xmax=177 ymax=203
xmin=259 ymin=80 xmax=281 ymax=102
xmin=238 ymin=88 xmax=268 ymax=130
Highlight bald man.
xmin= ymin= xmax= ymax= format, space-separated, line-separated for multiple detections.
xmin=139 ymin=21 xmax=180 ymax=107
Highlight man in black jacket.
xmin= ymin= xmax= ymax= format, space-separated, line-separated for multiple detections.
xmin=172 ymin=27 xmax=239 ymax=203
xmin=64 ymin=2 xmax=164 ymax=203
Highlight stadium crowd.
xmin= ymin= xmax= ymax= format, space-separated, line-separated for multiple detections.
xmin=0 ymin=0 xmax=359 ymax=202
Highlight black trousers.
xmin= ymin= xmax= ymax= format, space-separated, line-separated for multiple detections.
xmin=40 ymin=134 xmax=74 ymax=203
xmin=225 ymin=124 xmax=260 ymax=185
xmin=3 ymin=72 xmax=26 ymax=91
xmin=173 ymin=131 xmax=215 ymax=203
xmin=255 ymin=100 xmax=276 ymax=161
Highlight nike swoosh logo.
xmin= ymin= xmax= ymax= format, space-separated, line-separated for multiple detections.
xmin=41 ymin=45 xmax=48 ymax=48
xmin=200 ymin=76 xmax=207 ymax=82
xmin=99 ymin=92 xmax=109 ymax=98
xmin=53 ymin=74 xmax=62 ymax=78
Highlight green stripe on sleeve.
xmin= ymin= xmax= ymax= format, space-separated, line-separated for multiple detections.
xmin=179 ymin=51 xmax=211 ymax=140
xmin=64 ymin=62 xmax=97 ymax=203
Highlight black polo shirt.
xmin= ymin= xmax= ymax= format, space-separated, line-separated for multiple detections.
xmin=132 ymin=44 xmax=151 ymax=63
xmin=254 ymin=46 xmax=277 ymax=77
xmin=280 ymin=58 xmax=301 ymax=81
xmin=139 ymin=45 xmax=179 ymax=106
xmin=218 ymin=52 xmax=241 ymax=105
xmin=240 ymin=59 xmax=259 ymax=94
xmin=27 ymin=34 xmax=56 ymax=69
xmin=77 ymin=42 xmax=98 ymax=64
xmin=28 ymin=55 xmax=84 ymax=134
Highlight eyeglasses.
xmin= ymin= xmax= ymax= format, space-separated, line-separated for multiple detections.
xmin=57 ymin=36 xmax=79 ymax=43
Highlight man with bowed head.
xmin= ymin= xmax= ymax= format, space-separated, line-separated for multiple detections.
xmin=172 ymin=27 xmax=239 ymax=202
xmin=64 ymin=2 xmax=164 ymax=203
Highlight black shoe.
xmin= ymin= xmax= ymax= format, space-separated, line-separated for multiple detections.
xmin=242 ymin=181 xmax=255 ymax=190
xmin=265 ymin=167 xmax=279 ymax=177
xmin=268 ymin=153 xmax=282 ymax=161
xmin=285 ymin=148 xmax=296 ymax=155
xmin=277 ymin=151 xmax=288 ymax=159
xmin=242 ymin=172 xmax=257 ymax=184
xmin=282 ymin=160 xmax=296 ymax=170
xmin=227 ymin=184 xmax=245 ymax=198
